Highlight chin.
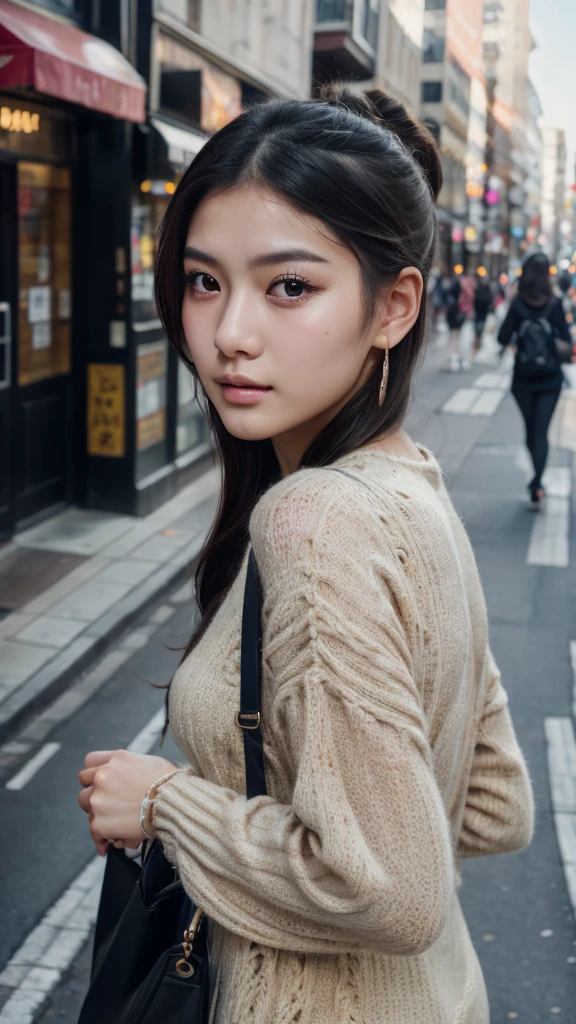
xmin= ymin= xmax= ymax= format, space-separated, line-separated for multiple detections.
xmin=217 ymin=410 xmax=277 ymax=443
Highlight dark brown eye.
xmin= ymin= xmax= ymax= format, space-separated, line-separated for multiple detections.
xmin=197 ymin=273 xmax=219 ymax=292
xmin=283 ymin=279 xmax=304 ymax=297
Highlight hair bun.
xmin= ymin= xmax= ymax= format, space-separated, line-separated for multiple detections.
xmin=319 ymin=86 xmax=442 ymax=203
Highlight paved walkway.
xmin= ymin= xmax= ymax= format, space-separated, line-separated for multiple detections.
xmin=0 ymin=466 xmax=218 ymax=743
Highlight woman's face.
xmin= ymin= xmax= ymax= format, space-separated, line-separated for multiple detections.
xmin=181 ymin=186 xmax=419 ymax=467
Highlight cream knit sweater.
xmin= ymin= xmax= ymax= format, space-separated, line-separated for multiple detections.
xmin=154 ymin=446 xmax=533 ymax=1024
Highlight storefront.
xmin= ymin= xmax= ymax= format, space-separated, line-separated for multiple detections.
xmin=0 ymin=0 xmax=146 ymax=539
xmin=130 ymin=116 xmax=211 ymax=497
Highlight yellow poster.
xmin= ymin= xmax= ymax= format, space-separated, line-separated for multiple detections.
xmin=87 ymin=364 xmax=125 ymax=457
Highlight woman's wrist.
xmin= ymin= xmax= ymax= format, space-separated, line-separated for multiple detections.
xmin=140 ymin=768 xmax=183 ymax=840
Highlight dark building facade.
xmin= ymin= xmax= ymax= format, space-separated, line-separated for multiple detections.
xmin=0 ymin=0 xmax=314 ymax=541
xmin=0 ymin=0 xmax=151 ymax=539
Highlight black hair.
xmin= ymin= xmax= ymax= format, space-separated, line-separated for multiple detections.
xmin=518 ymin=253 xmax=553 ymax=304
xmin=155 ymin=88 xmax=442 ymax=658
xmin=558 ymin=270 xmax=572 ymax=294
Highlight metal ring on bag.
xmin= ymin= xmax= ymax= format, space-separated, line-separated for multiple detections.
xmin=175 ymin=959 xmax=195 ymax=978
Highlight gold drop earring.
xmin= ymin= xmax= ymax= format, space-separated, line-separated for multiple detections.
xmin=378 ymin=334 xmax=389 ymax=408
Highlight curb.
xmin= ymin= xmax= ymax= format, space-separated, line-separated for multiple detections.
xmin=0 ymin=520 xmax=208 ymax=746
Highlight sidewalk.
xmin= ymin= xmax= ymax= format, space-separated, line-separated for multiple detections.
xmin=0 ymin=463 xmax=219 ymax=743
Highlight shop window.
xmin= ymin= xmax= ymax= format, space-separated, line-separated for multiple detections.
xmin=448 ymin=59 xmax=470 ymax=118
xmin=157 ymin=34 xmax=242 ymax=133
xmin=177 ymin=361 xmax=209 ymax=455
xmin=157 ymin=0 xmax=200 ymax=30
xmin=421 ymin=81 xmax=443 ymax=104
xmin=131 ymin=191 xmax=208 ymax=463
xmin=32 ymin=0 xmax=81 ymax=17
xmin=136 ymin=340 xmax=168 ymax=462
xmin=17 ymin=163 xmax=72 ymax=387
xmin=422 ymin=29 xmax=445 ymax=63
xmin=131 ymin=193 xmax=174 ymax=325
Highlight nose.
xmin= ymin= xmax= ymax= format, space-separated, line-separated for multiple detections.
xmin=213 ymin=285 xmax=263 ymax=360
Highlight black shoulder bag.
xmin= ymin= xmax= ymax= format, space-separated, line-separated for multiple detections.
xmin=78 ymin=549 xmax=266 ymax=1024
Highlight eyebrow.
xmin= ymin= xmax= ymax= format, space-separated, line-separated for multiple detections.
xmin=182 ymin=245 xmax=330 ymax=269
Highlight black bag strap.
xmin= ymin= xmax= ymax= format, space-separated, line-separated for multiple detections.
xmin=238 ymin=548 xmax=267 ymax=799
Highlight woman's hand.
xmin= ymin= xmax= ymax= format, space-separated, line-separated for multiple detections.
xmin=78 ymin=750 xmax=178 ymax=855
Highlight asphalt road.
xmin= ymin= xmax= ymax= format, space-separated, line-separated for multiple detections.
xmin=1 ymin=327 xmax=575 ymax=1024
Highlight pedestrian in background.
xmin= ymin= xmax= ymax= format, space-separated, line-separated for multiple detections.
xmin=558 ymin=270 xmax=576 ymax=338
xmin=472 ymin=273 xmax=494 ymax=356
xmin=78 ymin=88 xmax=533 ymax=1024
xmin=446 ymin=272 xmax=466 ymax=370
xmin=498 ymin=253 xmax=572 ymax=509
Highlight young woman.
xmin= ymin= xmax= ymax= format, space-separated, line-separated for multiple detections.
xmin=78 ymin=90 xmax=533 ymax=1023
xmin=498 ymin=253 xmax=571 ymax=508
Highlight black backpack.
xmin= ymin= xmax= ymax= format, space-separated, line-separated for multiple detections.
xmin=514 ymin=299 xmax=560 ymax=381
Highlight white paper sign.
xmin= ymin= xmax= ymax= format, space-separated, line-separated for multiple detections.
xmin=32 ymin=321 xmax=51 ymax=350
xmin=28 ymin=286 xmax=51 ymax=324
xmin=58 ymin=289 xmax=71 ymax=320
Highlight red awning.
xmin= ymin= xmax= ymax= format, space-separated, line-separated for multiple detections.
xmin=0 ymin=0 xmax=146 ymax=123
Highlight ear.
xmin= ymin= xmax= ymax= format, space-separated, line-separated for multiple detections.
xmin=373 ymin=268 xmax=423 ymax=352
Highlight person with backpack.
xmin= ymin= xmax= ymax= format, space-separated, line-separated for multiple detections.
xmin=498 ymin=253 xmax=572 ymax=508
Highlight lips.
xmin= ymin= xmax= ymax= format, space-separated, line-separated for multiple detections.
xmin=216 ymin=375 xmax=272 ymax=405
xmin=216 ymin=374 xmax=270 ymax=389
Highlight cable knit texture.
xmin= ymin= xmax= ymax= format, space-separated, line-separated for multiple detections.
xmin=154 ymin=446 xmax=533 ymax=1024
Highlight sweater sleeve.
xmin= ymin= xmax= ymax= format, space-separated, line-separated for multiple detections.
xmin=458 ymin=650 xmax=534 ymax=858
xmin=552 ymin=297 xmax=572 ymax=342
xmin=152 ymin=474 xmax=453 ymax=956
xmin=497 ymin=302 xmax=519 ymax=348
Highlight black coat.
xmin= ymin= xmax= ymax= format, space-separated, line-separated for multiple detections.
xmin=498 ymin=295 xmax=570 ymax=391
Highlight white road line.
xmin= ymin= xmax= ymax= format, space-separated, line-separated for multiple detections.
xmin=545 ymin=717 xmax=576 ymax=917
xmin=441 ymin=381 xmax=507 ymax=417
xmin=5 ymin=743 xmax=61 ymax=792
xmin=526 ymin=467 xmax=571 ymax=568
xmin=474 ymin=372 xmax=510 ymax=390
xmin=441 ymin=388 xmax=479 ymax=415
xmin=571 ymin=641 xmax=576 ymax=723
xmin=0 ymin=857 xmax=105 ymax=1024
xmin=0 ymin=704 xmax=168 ymax=1021
xmin=469 ymin=389 xmax=506 ymax=417
xmin=128 ymin=706 xmax=166 ymax=754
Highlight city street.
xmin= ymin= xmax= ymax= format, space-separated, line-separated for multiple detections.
xmin=1 ymin=323 xmax=576 ymax=1024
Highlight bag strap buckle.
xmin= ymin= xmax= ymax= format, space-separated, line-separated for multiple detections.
xmin=236 ymin=711 xmax=261 ymax=730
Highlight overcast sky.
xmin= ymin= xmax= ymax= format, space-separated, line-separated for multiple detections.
xmin=530 ymin=0 xmax=576 ymax=181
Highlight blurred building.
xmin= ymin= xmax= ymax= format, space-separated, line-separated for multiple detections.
xmin=541 ymin=127 xmax=567 ymax=261
xmin=419 ymin=0 xmax=486 ymax=273
xmin=524 ymin=79 xmax=543 ymax=254
xmin=375 ymin=0 xmax=425 ymax=113
xmin=0 ymin=0 xmax=314 ymax=540
xmin=312 ymin=1 xmax=424 ymax=114
xmin=482 ymin=0 xmax=538 ymax=273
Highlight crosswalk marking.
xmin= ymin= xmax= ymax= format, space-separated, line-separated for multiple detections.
xmin=473 ymin=372 xmax=511 ymax=390
xmin=442 ymin=385 xmax=506 ymax=417
xmin=545 ymin=718 xmax=576 ymax=918
xmin=441 ymin=388 xmax=479 ymax=415
xmin=571 ymin=642 xmax=576 ymax=723
xmin=526 ymin=467 xmax=571 ymax=568
xmin=468 ymin=389 xmax=506 ymax=416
